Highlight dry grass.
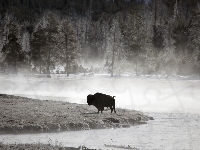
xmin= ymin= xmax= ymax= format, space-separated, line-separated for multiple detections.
xmin=0 ymin=142 xmax=83 ymax=150
xmin=0 ymin=94 xmax=153 ymax=134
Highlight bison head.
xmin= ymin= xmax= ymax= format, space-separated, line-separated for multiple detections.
xmin=87 ymin=94 xmax=95 ymax=106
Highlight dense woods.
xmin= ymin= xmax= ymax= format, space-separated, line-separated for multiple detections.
xmin=0 ymin=0 xmax=200 ymax=76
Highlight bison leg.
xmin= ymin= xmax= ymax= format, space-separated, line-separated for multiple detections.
xmin=101 ymin=107 xmax=104 ymax=113
xmin=113 ymin=105 xmax=116 ymax=113
xmin=110 ymin=106 xmax=113 ymax=113
xmin=98 ymin=107 xmax=104 ymax=113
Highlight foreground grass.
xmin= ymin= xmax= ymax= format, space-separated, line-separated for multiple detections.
xmin=0 ymin=143 xmax=84 ymax=150
xmin=0 ymin=94 xmax=153 ymax=134
xmin=0 ymin=143 xmax=140 ymax=150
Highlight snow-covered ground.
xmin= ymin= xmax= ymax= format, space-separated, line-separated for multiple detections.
xmin=0 ymin=74 xmax=200 ymax=114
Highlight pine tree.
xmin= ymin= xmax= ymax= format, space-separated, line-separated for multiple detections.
xmin=187 ymin=9 xmax=200 ymax=68
xmin=0 ymin=23 xmax=4 ymax=72
xmin=1 ymin=14 xmax=24 ymax=74
xmin=161 ymin=18 xmax=177 ymax=75
xmin=21 ymin=31 xmax=31 ymax=71
xmin=105 ymin=17 xmax=126 ymax=77
xmin=151 ymin=0 xmax=165 ymax=55
xmin=124 ymin=11 xmax=146 ymax=75
xmin=57 ymin=18 xmax=79 ymax=76
xmin=2 ymin=30 xmax=22 ymax=74
xmin=102 ymin=17 xmax=109 ymax=63
xmin=44 ymin=12 xmax=59 ymax=75
xmin=152 ymin=25 xmax=164 ymax=55
xmin=142 ymin=6 xmax=157 ymax=74
xmin=22 ymin=31 xmax=30 ymax=54
xmin=30 ymin=25 xmax=47 ymax=73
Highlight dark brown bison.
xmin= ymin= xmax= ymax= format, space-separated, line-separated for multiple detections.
xmin=87 ymin=92 xmax=116 ymax=113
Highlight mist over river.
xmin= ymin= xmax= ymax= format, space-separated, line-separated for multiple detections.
xmin=1 ymin=0 xmax=200 ymax=148
xmin=0 ymin=75 xmax=200 ymax=114
xmin=0 ymin=75 xmax=200 ymax=149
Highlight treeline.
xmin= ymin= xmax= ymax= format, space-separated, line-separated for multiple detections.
xmin=0 ymin=0 xmax=200 ymax=76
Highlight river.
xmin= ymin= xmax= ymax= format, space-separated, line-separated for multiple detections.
xmin=0 ymin=76 xmax=200 ymax=149
xmin=1 ymin=112 xmax=200 ymax=150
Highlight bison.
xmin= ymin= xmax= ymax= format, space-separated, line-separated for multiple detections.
xmin=87 ymin=92 xmax=116 ymax=113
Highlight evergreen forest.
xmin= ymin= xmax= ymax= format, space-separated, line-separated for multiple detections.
xmin=0 ymin=0 xmax=200 ymax=77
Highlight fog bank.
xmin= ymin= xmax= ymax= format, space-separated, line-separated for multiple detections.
xmin=0 ymin=75 xmax=200 ymax=114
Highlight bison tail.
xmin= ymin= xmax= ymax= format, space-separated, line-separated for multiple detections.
xmin=113 ymin=100 xmax=116 ymax=113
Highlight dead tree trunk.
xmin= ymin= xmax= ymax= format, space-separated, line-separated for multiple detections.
xmin=47 ymin=47 xmax=51 ymax=75
xmin=65 ymin=34 xmax=69 ymax=77
xmin=111 ymin=28 xmax=116 ymax=77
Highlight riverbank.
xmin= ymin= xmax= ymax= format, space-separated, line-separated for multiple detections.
xmin=0 ymin=94 xmax=153 ymax=135
xmin=0 ymin=143 xmax=139 ymax=150
xmin=0 ymin=143 xmax=83 ymax=150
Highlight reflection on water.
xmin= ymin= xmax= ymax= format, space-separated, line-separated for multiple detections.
xmin=1 ymin=113 xmax=200 ymax=150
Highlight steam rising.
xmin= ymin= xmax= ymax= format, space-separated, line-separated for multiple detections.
xmin=0 ymin=74 xmax=200 ymax=114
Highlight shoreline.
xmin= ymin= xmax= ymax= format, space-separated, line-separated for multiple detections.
xmin=0 ymin=94 xmax=153 ymax=135
xmin=0 ymin=143 xmax=92 ymax=150
xmin=0 ymin=143 xmax=139 ymax=150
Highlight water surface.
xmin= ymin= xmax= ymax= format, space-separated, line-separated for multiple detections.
xmin=1 ymin=113 xmax=200 ymax=150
